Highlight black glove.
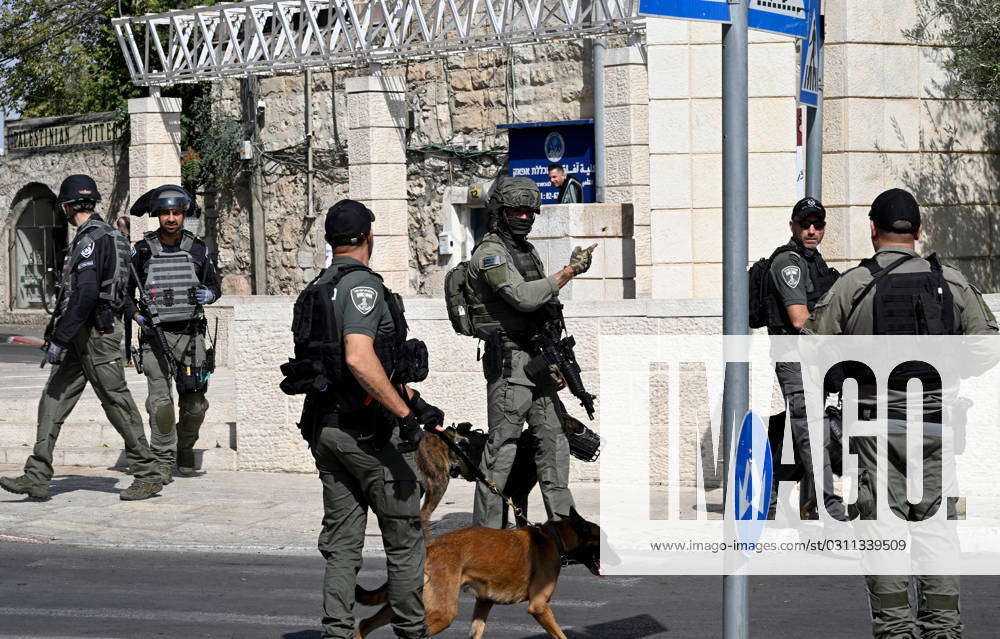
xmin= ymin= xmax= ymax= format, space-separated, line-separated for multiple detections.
xmin=410 ymin=391 xmax=445 ymax=431
xmin=399 ymin=412 xmax=424 ymax=446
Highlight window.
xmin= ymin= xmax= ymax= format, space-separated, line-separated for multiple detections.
xmin=11 ymin=185 xmax=65 ymax=310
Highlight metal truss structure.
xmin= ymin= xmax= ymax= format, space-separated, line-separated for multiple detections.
xmin=112 ymin=0 xmax=643 ymax=86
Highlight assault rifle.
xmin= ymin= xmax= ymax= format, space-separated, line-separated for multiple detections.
xmin=525 ymin=321 xmax=596 ymax=420
xmin=128 ymin=261 xmax=177 ymax=372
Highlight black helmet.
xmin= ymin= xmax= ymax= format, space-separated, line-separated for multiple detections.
xmin=58 ymin=175 xmax=102 ymax=205
xmin=130 ymin=184 xmax=195 ymax=217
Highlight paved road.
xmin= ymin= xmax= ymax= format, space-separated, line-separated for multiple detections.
xmin=0 ymin=324 xmax=46 ymax=364
xmin=2 ymin=543 xmax=999 ymax=638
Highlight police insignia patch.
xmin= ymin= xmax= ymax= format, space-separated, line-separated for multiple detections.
xmin=481 ymin=255 xmax=503 ymax=269
xmin=781 ymin=265 xmax=801 ymax=288
xmin=350 ymin=286 xmax=377 ymax=314
xmin=130 ymin=245 xmax=137 ymax=257
xmin=80 ymin=244 xmax=94 ymax=259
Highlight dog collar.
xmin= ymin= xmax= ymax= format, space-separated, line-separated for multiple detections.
xmin=541 ymin=522 xmax=568 ymax=559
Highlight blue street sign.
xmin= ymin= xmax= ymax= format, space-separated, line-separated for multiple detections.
xmin=732 ymin=411 xmax=773 ymax=553
xmin=638 ymin=0 xmax=731 ymax=23
xmin=799 ymin=4 xmax=823 ymax=107
xmin=639 ymin=0 xmax=813 ymax=39
xmin=747 ymin=0 xmax=809 ymax=39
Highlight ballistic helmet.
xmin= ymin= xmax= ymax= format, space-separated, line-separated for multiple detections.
xmin=130 ymin=184 xmax=195 ymax=217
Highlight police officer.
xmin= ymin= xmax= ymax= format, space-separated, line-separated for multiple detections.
xmin=0 ymin=175 xmax=164 ymax=501
xmin=304 ymin=199 xmax=444 ymax=639
xmin=126 ymin=185 xmax=221 ymax=481
xmin=467 ymin=176 xmax=595 ymax=528
xmin=808 ymin=188 xmax=998 ymax=639
xmin=766 ymin=196 xmax=844 ymax=521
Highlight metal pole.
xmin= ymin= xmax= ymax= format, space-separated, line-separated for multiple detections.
xmin=593 ymin=37 xmax=606 ymax=203
xmin=305 ymin=69 xmax=315 ymax=217
xmin=722 ymin=0 xmax=749 ymax=636
xmin=805 ymin=16 xmax=824 ymax=199
xmin=243 ymin=76 xmax=267 ymax=294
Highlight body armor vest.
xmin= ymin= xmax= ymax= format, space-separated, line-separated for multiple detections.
xmin=468 ymin=232 xmax=547 ymax=339
xmin=143 ymin=231 xmax=201 ymax=324
xmin=284 ymin=263 xmax=408 ymax=413
xmin=59 ymin=217 xmax=131 ymax=317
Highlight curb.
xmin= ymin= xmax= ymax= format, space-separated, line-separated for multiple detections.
xmin=0 ymin=335 xmax=44 ymax=346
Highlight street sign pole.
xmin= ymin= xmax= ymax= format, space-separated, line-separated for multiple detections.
xmin=722 ymin=0 xmax=750 ymax=636
xmin=805 ymin=12 xmax=824 ymax=198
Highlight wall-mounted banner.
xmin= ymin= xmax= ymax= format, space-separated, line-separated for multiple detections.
xmin=498 ymin=119 xmax=594 ymax=204
xmin=599 ymin=334 xmax=1000 ymax=575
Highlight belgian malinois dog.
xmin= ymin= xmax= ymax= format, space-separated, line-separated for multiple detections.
xmin=353 ymin=507 xmax=607 ymax=638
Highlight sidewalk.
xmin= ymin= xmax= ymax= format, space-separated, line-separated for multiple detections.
xmin=0 ymin=463 xmax=606 ymax=556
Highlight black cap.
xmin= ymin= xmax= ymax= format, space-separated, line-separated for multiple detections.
xmin=791 ymin=196 xmax=826 ymax=222
xmin=869 ymin=188 xmax=920 ymax=233
xmin=325 ymin=199 xmax=374 ymax=245
xmin=58 ymin=174 xmax=102 ymax=204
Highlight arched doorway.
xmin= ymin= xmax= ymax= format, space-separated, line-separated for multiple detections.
xmin=10 ymin=184 xmax=66 ymax=310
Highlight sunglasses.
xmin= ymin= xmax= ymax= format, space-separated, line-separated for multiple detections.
xmin=797 ymin=219 xmax=826 ymax=230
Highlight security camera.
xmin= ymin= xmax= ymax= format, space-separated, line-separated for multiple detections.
xmin=256 ymin=100 xmax=266 ymax=117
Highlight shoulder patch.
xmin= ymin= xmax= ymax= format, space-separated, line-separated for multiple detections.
xmin=130 ymin=245 xmax=137 ymax=257
xmin=780 ymin=265 xmax=801 ymax=288
xmin=350 ymin=286 xmax=378 ymax=314
xmin=80 ymin=244 xmax=94 ymax=259
xmin=481 ymin=255 xmax=504 ymax=269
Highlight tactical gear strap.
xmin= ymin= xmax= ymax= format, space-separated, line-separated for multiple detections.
xmin=875 ymin=590 xmax=910 ymax=610
xmin=923 ymin=593 xmax=959 ymax=611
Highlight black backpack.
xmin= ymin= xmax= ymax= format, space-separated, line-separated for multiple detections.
xmin=748 ymin=246 xmax=796 ymax=329
xmin=279 ymin=264 xmax=370 ymax=397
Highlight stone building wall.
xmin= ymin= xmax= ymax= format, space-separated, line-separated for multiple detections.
xmin=0 ymin=122 xmax=129 ymax=323
xmin=646 ymin=1 xmax=1000 ymax=297
xmin=213 ymin=42 xmax=593 ymax=296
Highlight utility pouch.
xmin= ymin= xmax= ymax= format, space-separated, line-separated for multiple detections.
xmin=175 ymin=364 xmax=210 ymax=394
xmin=93 ymin=304 xmax=115 ymax=334
xmin=484 ymin=334 xmax=512 ymax=380
xmin=524 ymin=354 xmax=562 ymax=387
xmin=279 ymin=358 xmax=329 ymax=395
xmin=395 ymin=339 xmax=429 ymax=384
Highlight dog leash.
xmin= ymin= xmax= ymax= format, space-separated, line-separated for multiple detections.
xmin=430 ymin=427 xmax=532 ymax=527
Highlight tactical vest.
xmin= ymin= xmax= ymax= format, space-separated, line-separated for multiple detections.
xmin=465 ymin=232 xmax=547 ymax=339
xmin=855 ymin=253 xmax=956 ymax=336
xmin=143 ymin=231 xmax=201 ymax=324
xmin=58 ymin=217 xmax=131 ymax=317
xmin=766 ymin=243 xmax=839 ymax=334
xmin=282 ymin=263 xmax=408 ymax=413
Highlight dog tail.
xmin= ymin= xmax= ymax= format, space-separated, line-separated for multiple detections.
xmin=355 ymin=582 xmax=390 ymax=606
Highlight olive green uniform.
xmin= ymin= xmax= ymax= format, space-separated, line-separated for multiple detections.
xmin=768 ymin=242 xmax=844 ymax=520
xmin=808 ymin=246 xmax=998 ymax=639
xmin=142 ymin=331 xmax=210 ymax=467
xmin=26 ymin=322 xmax=161 ymax=486
xmin=468 ymin=232 xmax=575 ymax=528
xmin=312 ymin=257 xmax=426 ymax=639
